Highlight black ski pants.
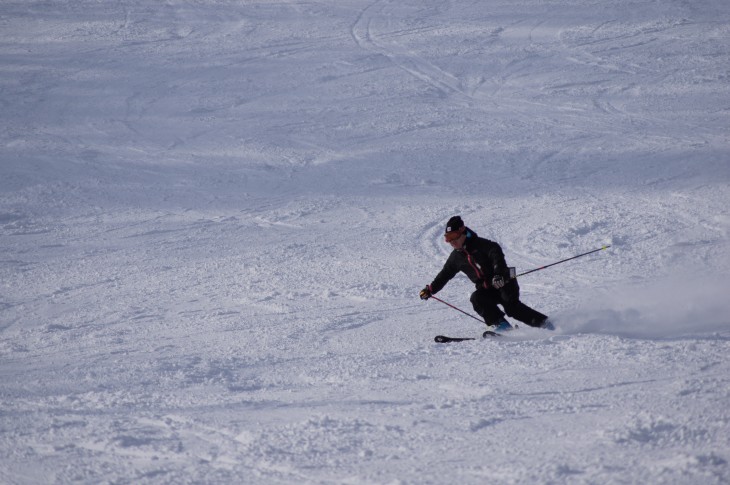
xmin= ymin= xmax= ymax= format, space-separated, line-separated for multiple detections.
xmin=470 ymin=280 xmax=547 ymax=327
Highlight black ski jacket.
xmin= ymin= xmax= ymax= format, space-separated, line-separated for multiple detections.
xmin=429 ymin=228 xmax=511 ymax=294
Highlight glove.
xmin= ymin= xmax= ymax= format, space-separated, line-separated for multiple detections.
xmin=491 ymin=275 xmax=506 ymax=289
xmin=419 ymin=286 xmax=432 ymax=300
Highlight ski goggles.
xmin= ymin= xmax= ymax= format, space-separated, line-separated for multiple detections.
xmin=444 ymin=231 xmax=462 ymax=242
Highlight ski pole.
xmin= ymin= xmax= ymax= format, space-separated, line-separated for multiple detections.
xmin=515 ymin=245 xmax=611 ymax=278
xmin=429 ymin=295 xmax=484 ymax=324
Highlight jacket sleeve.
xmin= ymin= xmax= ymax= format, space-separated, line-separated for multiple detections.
xmin=429 ymin=252 xmax=459 ymax=294
xmin=484 ymin=241 xmax=510 ymax=278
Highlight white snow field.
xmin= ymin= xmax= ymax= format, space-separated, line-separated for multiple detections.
xmin=2 ymin=0 xmax=730 ymax=483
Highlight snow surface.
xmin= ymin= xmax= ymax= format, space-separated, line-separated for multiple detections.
xmin=2 ymin=0 xmax=730 ymax=483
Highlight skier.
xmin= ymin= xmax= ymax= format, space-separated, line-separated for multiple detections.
xmin=419 ymin=216 xmax=553 ymax=331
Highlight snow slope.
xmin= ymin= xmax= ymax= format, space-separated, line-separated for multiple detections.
xmin=1 ymin=0 xmax=729 ymax=483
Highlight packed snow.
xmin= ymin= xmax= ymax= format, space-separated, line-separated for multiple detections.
xmin=1 ymin=0 xmax=729 ymax=483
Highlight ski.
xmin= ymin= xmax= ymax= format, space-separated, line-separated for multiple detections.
xmin=434 ymin=330 xmax=502 ymax=343
xmin=434 ymin=335 xmax=475 ymax=343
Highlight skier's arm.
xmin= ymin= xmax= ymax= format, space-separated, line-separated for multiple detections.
xmin=486 ymin=242 xmax=510 ymax=277
xmin=428 ymin=254 xmax=459 ymax=294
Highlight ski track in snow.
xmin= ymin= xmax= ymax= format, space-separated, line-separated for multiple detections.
xmin=1 ymin=0 xmax=730 ymax=483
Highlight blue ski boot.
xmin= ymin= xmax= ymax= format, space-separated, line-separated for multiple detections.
xmin=492 ymin=319 xmax=514 ymax=332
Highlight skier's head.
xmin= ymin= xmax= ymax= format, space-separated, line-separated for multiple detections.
xmin=445 ymin=216 xmax=467 ymax=248
xmin=445 ymin=215 xmax=464 ymax=235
